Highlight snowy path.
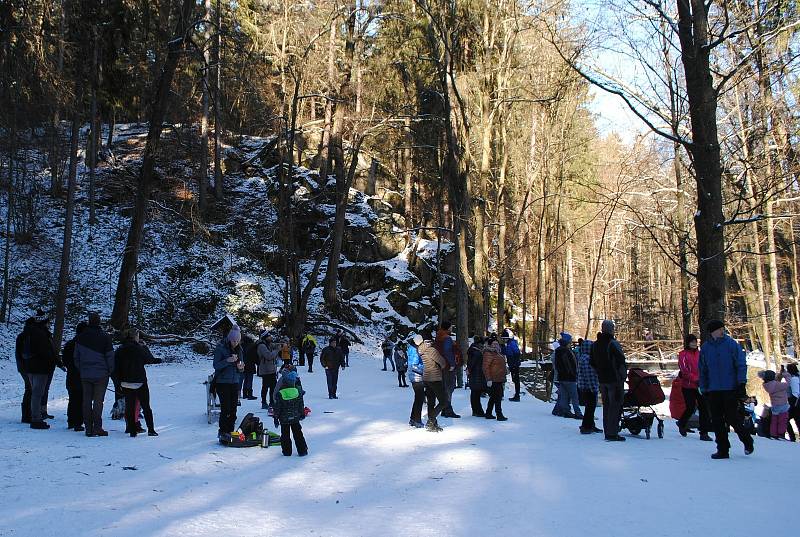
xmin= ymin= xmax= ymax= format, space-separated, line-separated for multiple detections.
xmin=0 ymin=348 xmax=795 ymax=537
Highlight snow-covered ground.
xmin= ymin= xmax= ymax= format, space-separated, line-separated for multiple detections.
xmin=0 ymin=345 xmax=796 ymax=537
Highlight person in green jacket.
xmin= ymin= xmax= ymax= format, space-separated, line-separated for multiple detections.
xmin=273 ymin=370 xmax=308 ymax=456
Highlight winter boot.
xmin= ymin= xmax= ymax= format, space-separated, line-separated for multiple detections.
xmin=485 ymin=413 xmax=496 ymax=420
xmin=426 ymin=418 xmax=443 ymax=432
xmin=30 ymin=421 xmax=50 ymax=430
xmin=496 ymin=414 xmax=508 ymax=422
xmin=148 ymin=430 xmax=159 ymax=437
xmin=699 ymin=433 xmax=712 ymax=441
xmin=508 ymin=395 xmax=520 ymax=402
xmin=711 ymin=451 xmax=729 ymax=459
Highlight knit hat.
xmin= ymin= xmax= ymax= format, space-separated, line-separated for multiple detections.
xmin=757 ymin=370 xmax=776 ymax=382
xmin=559 ymin=331 xmax=573 ymax=344
xmin=283 ymin=370 xmax=298 ymax=385
xmin=412 ymin=334 xmax=424 ymax=346
xmin=601 ymin=320 xmax=615 ymax=335
xmin=33 ymin=309 xmax=48 ymax=323
xmin=88 ymin=312 xmax=101 ymax=327
xmin=706 ymin=319 xmax=724 ymax=333
xmin=227 ymin=325 xmax=242 ymax=347
xmin=473 ymin=335 xmax=485 ymax=345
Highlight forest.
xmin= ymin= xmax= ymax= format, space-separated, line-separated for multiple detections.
xmin=1 ymin=0 xmax=799 ymax=367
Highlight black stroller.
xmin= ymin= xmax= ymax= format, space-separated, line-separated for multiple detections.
xmin=620 ymin=368 xmax=665 ymax=439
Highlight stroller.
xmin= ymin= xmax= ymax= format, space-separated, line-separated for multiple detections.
xmin=620 ymin=368 xmax=665 ymax=439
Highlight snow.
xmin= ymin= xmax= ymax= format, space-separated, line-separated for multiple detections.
xmin=1 ymin=345 xmax=795 ymax=537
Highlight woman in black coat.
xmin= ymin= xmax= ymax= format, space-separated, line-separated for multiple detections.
xmin=115 ymin=328 xmax=162 ymax=437
xmin=466 ymin=336 xmax=486 ymax=417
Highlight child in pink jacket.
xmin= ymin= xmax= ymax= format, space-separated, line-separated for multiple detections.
xmin=759 ymin=368 xmax=791 ymax=439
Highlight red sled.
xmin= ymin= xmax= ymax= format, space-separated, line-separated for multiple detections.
xmin=669 ymin=376 xmax=686 ymax=419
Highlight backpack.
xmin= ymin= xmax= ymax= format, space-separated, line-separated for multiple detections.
xmin=239 ymin=412 xmax=264 ymax=438
xmin=302 ymin=338 xmax=315 ymax=353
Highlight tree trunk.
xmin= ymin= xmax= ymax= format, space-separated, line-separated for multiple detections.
xmin=53 ymin=107 xmax=81 ymax=351
xmin=1 ymin=118 xmax=16 ymax=321
xmin=213 ymin=0 xmax=222 ymax=200
xmin=676 ymin=0 xmax=726 ymax=339
xmin=110 ymin=0 xmax=196 ymax=329
xmin=198 ymin=0 xmax=211 ymax=215
xmin=88 ymin=30 xmax=99 ymax=226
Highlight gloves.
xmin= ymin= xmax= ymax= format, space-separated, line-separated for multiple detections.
xmin=737 ymin=384 xmax=747 ymax=400
xmin=226 ymin=356 xmax=238 ymax=363
xmin=487 ymin=381 xmax=493 ymax=387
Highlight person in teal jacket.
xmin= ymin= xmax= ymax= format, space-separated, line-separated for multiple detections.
xmin=698 ymin=319 xmax=754 ymax=459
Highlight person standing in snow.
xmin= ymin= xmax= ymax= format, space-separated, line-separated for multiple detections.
xmin=394 ymin=343 xmax=408 ymax=387
xmin=15 ymin=319 xmax=34 ymax=424
xmin=676 ymin=334 xmax=712 ymax=441
xmin=434 ymin=321 xmax=460 ymax=418
xmin=75 ymin=312 xmax=115 ymax=437
xmin=301 ymin=334 xmax=317 ymax=373
xmin=381 ymin=335 xmax=395 ymax=372
xmin=554 ymin=332 xmax=582 ymax=420
xmin=482 ymin=336 xmax=508 ymax=421
xmin=256 ymin=333 xmax=279 ymax=410
xmin=420 ymin=335 xmax=448 ymax=431
xmin=321 ymin=338 xmax=345 ymax=399
xmin=590 ymin=320 xmax=627 ymax=442
xmin=467 ymin=335 xmax=487 ymax=417
xmin=787 ymin=364 xmax=799 ymax=442
xmin=62 ymin=322 xmax=87 ymax=431
xmin=115 ymin=328 xmax=162 ymax=437
xmin=241 ymin=333 xmax=258 ymax=401
xmin=272 ymin=370 xmax=308 ymax=456
xmin=577 ymin=338 xmax=602 ymax=434
xmin=338 ymin=332 xmax=351 ymax=367
xmin=213 ymin=326 xmax=244 ymax=440
xmin=503 ymin=330 xmax=522 ymax=402
xmin=20 ymin=309 xmax=59 ymax=430
xmin=698 ymin=319 xmax=754 ymax=459
xmin=407 ymin=335 xmax=426 ymax=428
xmin=759 ymin=367 xmax=791 ymax=440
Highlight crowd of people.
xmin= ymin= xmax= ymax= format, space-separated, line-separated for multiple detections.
xmin=16 ymin=310 xmax=161 ymax=437
xmin=13 ymin=308 xmax=799 ymax=461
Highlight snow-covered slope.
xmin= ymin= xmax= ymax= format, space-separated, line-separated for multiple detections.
xmin=0 ymin=345 xmax=793 ymax=537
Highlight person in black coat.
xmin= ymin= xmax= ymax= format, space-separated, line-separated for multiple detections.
xmin=20 ymin=310 xmax=59 ymax=430
xmin=62 ymin=322 xmax=88 ymax=431
xmin=115 ymin=328 xmax=162 ymax=437
xmin=466 ymin=336 xmax=486 ymax=416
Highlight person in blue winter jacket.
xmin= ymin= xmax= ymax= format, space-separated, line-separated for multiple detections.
xmin=502 ymin=330 xmax=522 ymax=401
xmin=698 ymin=319 xmax=754 ymax=459
xmin=214 ymin=326 xmax=244 ymax=441
xmin=407 ymin=335 xmax=426 ymax=428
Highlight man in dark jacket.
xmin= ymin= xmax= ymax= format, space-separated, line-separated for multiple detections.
xmin=590 ymin=320 xmax=627 ymax=441
xmin=467 ymin=336 xmax=486 ymax=416
xmin=554 ymin=332 xmax=582 ymax=419
xmin=338 ymin=332 xmax=351 ymax=367
xmin=699 ymin=319 xmax=754 ymax=459
xmin=273 ymin=370 xmax=308 ymax=456
xmin=19 ymin=310 xmax=59 ymax=429
xmin=62 ymin=322 xmax=87 ymax=431
xmin=435 ymin=321 xmax=460 ymax=418
xmin=15 ymin=320 xmax=34 ymax=424
xmin=320 ymin=339 xmax=345 ymax=399
xmin=74 ymin=312 xmax=115 ymax=437
xmin=241 ymin=333 xmax=258 ymax=400
xmin=116 ymin=328 xmax=162 ymax=437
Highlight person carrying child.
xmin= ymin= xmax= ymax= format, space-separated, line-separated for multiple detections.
xmin=272 ymin=370 xmax=308 ymax=456
xmin=759 ymin=367 xmax=792 ymax=440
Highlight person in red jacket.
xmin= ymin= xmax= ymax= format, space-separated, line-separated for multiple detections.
xmin=677 ymin=334 xmax=711 ymax=441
